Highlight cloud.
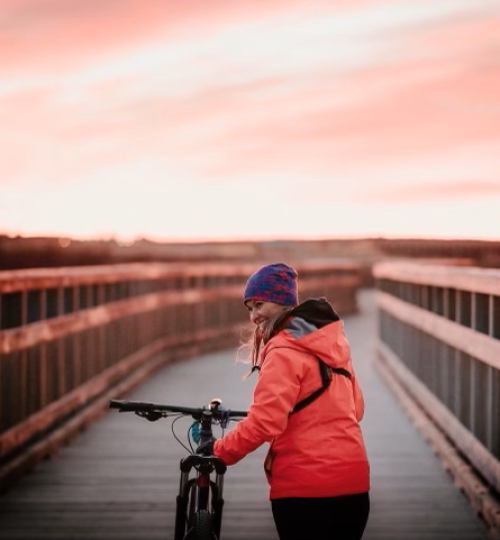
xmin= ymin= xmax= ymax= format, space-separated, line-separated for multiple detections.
xmin=360 ymin=180 xmax=500 ymax=203
xmin=0 ymin=0 xmax=315 ymax=74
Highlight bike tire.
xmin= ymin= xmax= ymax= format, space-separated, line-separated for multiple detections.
xmin=185 ymin=510 xmax=216 ymax=540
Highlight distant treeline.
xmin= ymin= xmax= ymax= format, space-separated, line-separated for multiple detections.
xmin=0 ymin=235 xmax=499 ymax=271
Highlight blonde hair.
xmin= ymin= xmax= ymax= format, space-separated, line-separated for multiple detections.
xmin=238 ymin=308 xmax=293 ymax=378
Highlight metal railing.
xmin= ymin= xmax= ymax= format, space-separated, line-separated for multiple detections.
xmin=374 ymin=261 xmax=500 ymax=536
xmin=0 ymin=260 xmax=361 ymax=489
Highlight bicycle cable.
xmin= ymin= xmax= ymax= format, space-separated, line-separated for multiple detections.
xmin=187 ymin=422 xmax=196 ymax=454
xmin=171 ymin=415 xmax=193 ymax=454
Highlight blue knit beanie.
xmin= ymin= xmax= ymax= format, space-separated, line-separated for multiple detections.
xmin=243 ymin=263 xmax=298 ymax=306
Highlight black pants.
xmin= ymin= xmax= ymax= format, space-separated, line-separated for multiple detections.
xmin=271 ymin=492 xmax=370 ymax=540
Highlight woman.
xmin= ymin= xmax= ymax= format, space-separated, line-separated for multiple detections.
xmin=203 ymin=262 xmax=370 ymax=540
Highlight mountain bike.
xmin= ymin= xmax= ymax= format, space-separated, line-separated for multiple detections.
xmin=108 ymin=398 xmax=247 ymax=540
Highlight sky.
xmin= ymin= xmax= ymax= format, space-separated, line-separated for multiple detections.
xmin=1 ymin=0 xmax=499 ymax=243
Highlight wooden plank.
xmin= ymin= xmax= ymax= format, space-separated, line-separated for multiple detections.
xmin=374 ymin=261 xmax=500 ymax=296
xmin=377 ymin=291 xmax=500 ymax=371
xmin=0 ymin=260 xmax=361 ymax=293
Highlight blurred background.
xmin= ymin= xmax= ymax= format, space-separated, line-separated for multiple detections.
xmin=1 ymin=0 xmax=499 ymax=267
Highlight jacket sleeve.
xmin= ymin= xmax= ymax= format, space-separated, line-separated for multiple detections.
xmin=213 ymin=347 xmax=302 ymax=465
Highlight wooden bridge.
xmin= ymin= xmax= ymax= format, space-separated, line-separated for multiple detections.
xmin=0 ymin=260 xmax=499 ymax=539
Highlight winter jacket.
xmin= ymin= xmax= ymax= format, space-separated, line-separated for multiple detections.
xmin=213 ymin=298 xmax=370 ymax=500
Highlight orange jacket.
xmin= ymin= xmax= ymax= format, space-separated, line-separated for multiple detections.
xmin=213 ymin=298 xmax=370 ymax=499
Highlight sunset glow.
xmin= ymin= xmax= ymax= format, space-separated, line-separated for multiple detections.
xmin=1 ymin=0 xmax=499 ymax=242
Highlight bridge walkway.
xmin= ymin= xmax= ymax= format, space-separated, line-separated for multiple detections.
xmin=0 ymin=291 xmax=489 ymax=540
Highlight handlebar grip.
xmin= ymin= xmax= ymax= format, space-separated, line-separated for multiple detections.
xmin=108 ymin=399 xmax=151 ymax=411
xmin=109 ymin=399 xmax=125 ymax=409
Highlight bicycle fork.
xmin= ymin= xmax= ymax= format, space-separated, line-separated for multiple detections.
xmin=174 ymin=455 xmax=227 ymax=540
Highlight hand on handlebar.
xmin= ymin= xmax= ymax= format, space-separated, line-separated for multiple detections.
xmin=196 ymin=437 xmax=216 ymax=456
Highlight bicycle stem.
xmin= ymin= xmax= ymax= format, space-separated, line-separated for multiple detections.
xmin=198 ymin=410 xmax=214 ymax=444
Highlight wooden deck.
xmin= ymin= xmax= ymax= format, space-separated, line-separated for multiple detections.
xmin=0 ymin=291 xmax=489 ymax=540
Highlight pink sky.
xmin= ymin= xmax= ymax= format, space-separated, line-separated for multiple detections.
xmin=1 ymin=0 xmax=499 ymax=242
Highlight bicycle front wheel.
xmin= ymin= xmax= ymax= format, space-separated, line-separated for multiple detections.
xmin=185 ymin=510 xmax=216 ymax=540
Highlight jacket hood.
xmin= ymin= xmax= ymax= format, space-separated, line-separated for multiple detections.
xmin=289 ymin=297 xmax=340 ymax=327
xmin=264 ymin=297 xmax=350 ymax=370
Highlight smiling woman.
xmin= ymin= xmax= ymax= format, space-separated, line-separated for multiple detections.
xmin=0 ymin=1 xmax=499 ymax=242
xmin=210 ymin=262 xmax=371 ymax=540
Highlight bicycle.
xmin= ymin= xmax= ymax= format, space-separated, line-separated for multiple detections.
xmin=108 ymin=398 xmax=247 ymax=540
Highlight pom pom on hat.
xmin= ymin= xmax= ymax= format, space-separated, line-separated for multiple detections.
xmin=243 ymin=262 xmax=298 ymax=306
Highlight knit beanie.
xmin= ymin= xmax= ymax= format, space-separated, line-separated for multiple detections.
xmin=243 ymin=262 xmax=298 ymax=306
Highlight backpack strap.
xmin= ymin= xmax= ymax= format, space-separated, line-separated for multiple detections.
xmin=290 ymin=357 xmax=351 ymax=415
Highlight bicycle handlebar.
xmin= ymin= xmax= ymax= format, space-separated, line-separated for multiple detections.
xmin=109 ymin=399 xmax=248 ymax=419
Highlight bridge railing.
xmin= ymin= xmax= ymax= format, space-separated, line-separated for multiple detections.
xmin=374 ymin=261 xmax=500 ymax=533
xmin=0 ymin=260 xmax=360 ymax=489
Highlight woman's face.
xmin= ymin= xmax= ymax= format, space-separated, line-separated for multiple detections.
xmin=245 ymin=299 xmax=288 ymax=328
